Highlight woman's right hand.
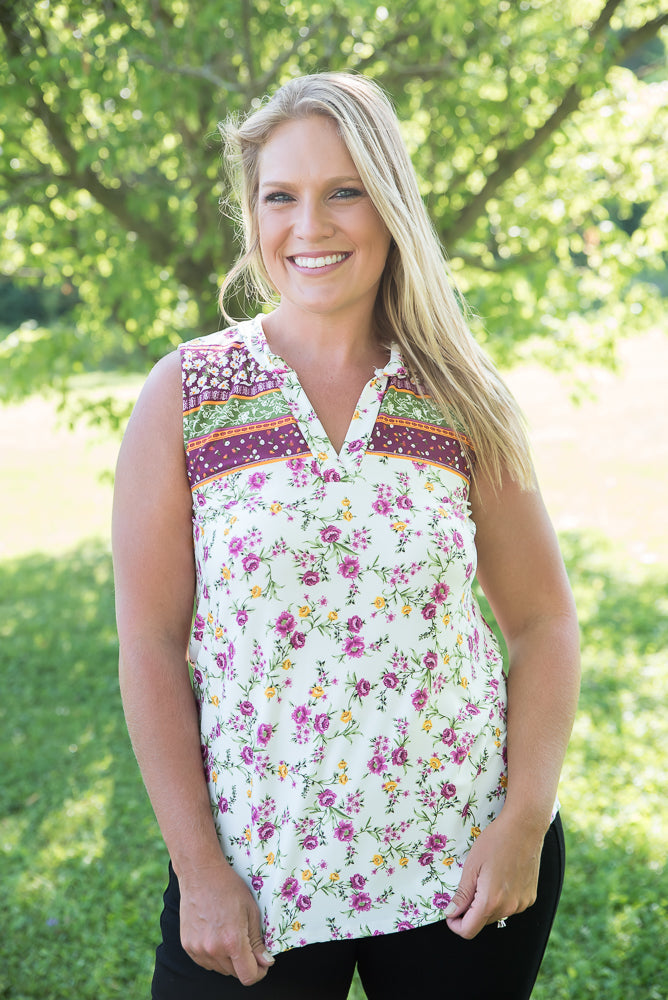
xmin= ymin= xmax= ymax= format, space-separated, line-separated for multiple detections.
xmin=178 ymin=860 xmax=275 ymax=986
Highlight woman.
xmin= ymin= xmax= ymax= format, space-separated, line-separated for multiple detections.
xmin=113 ymin=73 xmax=580 ymax=999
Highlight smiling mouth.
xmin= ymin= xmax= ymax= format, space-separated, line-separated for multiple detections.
xmin=290 ymin=252 xmax=352 ymax=270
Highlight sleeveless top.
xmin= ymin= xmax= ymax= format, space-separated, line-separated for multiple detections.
xmin=180 ymin=316 xmax=508 ymax=953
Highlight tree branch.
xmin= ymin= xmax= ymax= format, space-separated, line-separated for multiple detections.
xmin=441 ymin=0 xmax=661 ymax=245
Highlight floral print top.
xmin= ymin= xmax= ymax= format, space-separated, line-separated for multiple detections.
xmin=180 ymin=315 xmax=508 ymax=953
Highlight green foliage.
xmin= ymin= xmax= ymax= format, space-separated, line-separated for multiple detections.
xmin=1 ymin=0 xmax=666 ymax=420
xmin=1 ymin=531 xmax=666 ymax=997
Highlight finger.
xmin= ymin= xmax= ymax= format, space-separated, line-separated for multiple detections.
xmin=230 ymin=912 xmax=272 ymax=986
xmin=444 ymin=867 xmax=478 ymax=920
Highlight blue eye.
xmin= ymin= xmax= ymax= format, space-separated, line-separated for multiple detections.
xmin=333 ymin=188 xmax=363 ymax=199
xmin=264 ymin=191 xmax=293 ymax=204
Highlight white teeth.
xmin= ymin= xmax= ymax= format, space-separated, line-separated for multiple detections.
xmin=293 ymin=253 xmax=348 ymax=269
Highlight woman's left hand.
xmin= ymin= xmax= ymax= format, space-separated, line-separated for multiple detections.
xmin=444 ymin=809 xmax=547 ymax=939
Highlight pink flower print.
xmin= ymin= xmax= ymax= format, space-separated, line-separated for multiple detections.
xmin=452 ymin=530 xmax=464 ymax=549
xmin=356 ymin=678 xmax=371 ymax=697
xmin=372 ymin=498 xmax=391 ymax=516
xmin=324 ymin=468 xmax=341 ymax=482
xmin=396 ymin=920 xmax=414 ymax=931
xmin=320 ymin=525 xmax=342 ymax=543
xmin=215 ymin=652 xmax=227 ymax=671
xmin=240 ymin=700 xmax=254 ymax=717
xmin=287 ymin=458 xmax=305 ymax=472
xmin=348 ymin=439 xmax=364 ymax=453
xmin=318 ymin=789 xmax=336 ymax=808
xmin=251 ymin=875 xmax=264 ymax=891
xmin=391 ymin=746 xmax=408 ymax=766
xmin=382 ymin=672 xmax=398 ymax=689
xmin=257 ymin=723 xmax=273 ymax=747
xmin=350 ymin=873 xmax=366 ymax=890
xmin=236 ymin=610 xmax=248 ymax=626
xmin=345 ymin=637 xmax=366 ymax=659
xmin=440 ymin=782 xmax=457 ymax=799
xmin=195 ymin=492 xmax=206 ymax=506
xmin=425 ymin=833 xmax=448 ymax=851
xmin=193 ymin=614 xmax=205 ymax=640
xmin=465 ymin=562 xmax=474 ymax=580
xmin=302 ymin=834 xmax=319 ymax=851
xmin=275 ymin=611 xmax=296 ymax=637
xmin=248 ymin=472 xmax=266 ymax=490
xmin=242 ymin=553 xmax=260 ymax=573
xmin=302 ymin=570 xmax=321 ymax=586
xmin=241 ymin=746 xmax=254 ymax=764
xmin=218 ymin=796 xmax=229 ymax=813
xmin=396 ymin=495 xmax=412 ymax=510
xmin=314 ymin=713 xmax=330 ymax=735
xmin=433 ymin=892 xmax=452 ymax=910
xmin=296 ymin=894 xmax=312 ymax=912
xmin=418 ymin=851 xmax=434 ymax=867
xmin=347 ymin=615 xmax=364 ymax=633
xmin=411 ymin=688 xmax=428 ymax=711
xmin=368 ymin=754 xmax=388 ymax=775
xmin=421 ymin=603 xmax=437 ymax=620
xmin=193 ymin=668 xmax=203 ymax=686
xmin=422 ymin=652 xmax=438 ymax=671
xmin=291 ymin=631 xmax=306 ymax=649
xmin=451 ymin=746 xmax=468 ymax=765
xmin=334 ymin=820 xmax=355 ymax=843
xmin=466 ymin=702 xmax=480 ymax=716
xmin=281 ymin=877 xmax=299 ymax=900
xmin=441 ymin=728 xmax=456 ymax=746
xmin=291 ymin=705 xmax=310 ymax=726
xmin=258 ymin=822 xmax=275 ymax=842
xmin=430 ymin=581 xmax=450 ymax=604
xmin=351 ymin=892 xmax=372 ymax=912
xmin=338 ymin=556 xmax=360 ymax=580
xmin=229 ymin=537 xmax=244 ymax=557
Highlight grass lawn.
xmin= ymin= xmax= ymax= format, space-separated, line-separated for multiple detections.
xmin=1 ymin=332 xmax=667 ymax=998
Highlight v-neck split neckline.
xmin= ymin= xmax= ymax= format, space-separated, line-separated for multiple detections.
xmin=248 ymin=314 xmax=402 ymax=474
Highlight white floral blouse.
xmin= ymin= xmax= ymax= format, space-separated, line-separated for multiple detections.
xmin=180 ymin=315 xmax=508 ymax=953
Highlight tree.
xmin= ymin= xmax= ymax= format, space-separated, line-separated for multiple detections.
xmin=1 ymin=0 xmax=666 ymax=423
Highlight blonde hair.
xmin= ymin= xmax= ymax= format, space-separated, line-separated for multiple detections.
xmin=219 ymin=73 xmax=533 ymax=489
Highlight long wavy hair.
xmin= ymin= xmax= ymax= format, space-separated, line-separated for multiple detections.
xmin=219 ymin=73 xmax=532 ymax=489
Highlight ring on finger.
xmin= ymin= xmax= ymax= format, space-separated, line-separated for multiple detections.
xmin=497 ymin=918 xmax=508 ymax=929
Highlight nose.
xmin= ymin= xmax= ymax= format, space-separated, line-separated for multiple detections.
xmin=293 ymin=196 xmax=335 ymax=241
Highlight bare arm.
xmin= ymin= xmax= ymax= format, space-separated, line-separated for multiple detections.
xmin=445 ymin=470 xmax=580 ymax=939
xmin=112 ymin=352 xmax=274 ymax=983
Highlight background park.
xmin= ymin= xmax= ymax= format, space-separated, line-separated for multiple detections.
xmin=1 ymin=1 xmax=667 ymax=997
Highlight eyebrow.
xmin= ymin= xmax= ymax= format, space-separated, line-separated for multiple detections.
xmin=259 ymin=175 xmax=363 ymax=189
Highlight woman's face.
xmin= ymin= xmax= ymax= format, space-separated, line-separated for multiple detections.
xmin=256 ymin=115 xmax=392 ymax=326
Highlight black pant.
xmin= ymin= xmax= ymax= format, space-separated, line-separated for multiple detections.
xmin=152 ymin=814 xmax=565 ymax=1000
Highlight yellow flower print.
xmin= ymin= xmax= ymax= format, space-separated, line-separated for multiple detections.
xmin=310 ymin=685 xmax=324 ymax=699
xmin=214 ymin=627 xmax=223 ymax=639
xmin=270 ymin=502 xmax=282 ymax=513
xmin=442 ymin=614 xmax=450 ymax=626
xmin=299 ymin=605 xmax=311 ymax=618
xmin=266 ymin=852 xmax=275 ymax=865
xmin=338 ymin=760 xmax=347 ymax=770
xmin=278 ymin=763 xmax=288 ymax=779
xmin=401 ymin=605 xmax=412 ymax=616
xmin=425 ymin=482 xmax=434 ymax=492
xmin=429 ymin=756 xmax=442 ymax=770
xmin=372 ymin=854 xmax=384 ymax=867
xmin=339 ymin=774 xmax=348 ymax=784
xmin=329 ymin=872 xmax=340 ymax=882
xmin=500 ymin=774 xmax=508 ymax=788
xmin=392 ymin=521 xmax=407 ymax=532
xmin=342 ymin=498 xmax=351 ymax=507
xmin=343 ymin=511 xmax=353 ymax=521
xmin=374 ymin=596 xmax=386 ymax=610
xmin=292 ymin=921 xmax=301 ymax=932
xmin=383 ymin=780 xmax=397 ymax=792
xmin=302 ymin=869 xmax=312 ymax=881
xmin=443 ymin=857 xmax=454 ymax=867
xmin=442 ymin=653 xmax=450 ymax=665
xmin=461 ymin=677 xmax=468 ymax=689
xmin=318 ymin=451 xmax=328 ymax=462
xmin=456 ymin=633 xmax=463 ymax=646
xmin=211 ymin=695 xmax=219 ymax=707
xmin=207 ymin=612 xmax=214 ymax=624
xmin=399 ymin=857 xmax=409 ymax=867
xmin=245 ymin=827 xmax=251 ymax=841
xmin=422 ymin=719 xmax=433 ymax=732
xmin=471 ymin=826 xmax=481 ymax=839
xmin=328 ymin=610 xmax=338 ymax=621
xmin=251 ymin=586 xmax=262 ymax=598
xmin=265 ymin=686 xmax=277 ymax=699
xmin=282 ymin=658 xmax=292 ymax=670
xmin=222 ymin=566 xmax=231 ymax=580
xmin=211 ymin=770 xmax=217 ymax=782
xmin=341 ymin=710 xmax=352 ymax=723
